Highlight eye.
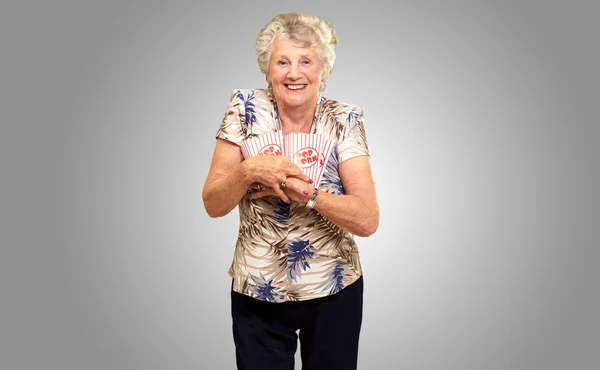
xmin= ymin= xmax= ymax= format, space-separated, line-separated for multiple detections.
xmin=301 ymin=59 xmax=312 ymax=65
xmin=277 ymin=60 xmax=288 ymax=66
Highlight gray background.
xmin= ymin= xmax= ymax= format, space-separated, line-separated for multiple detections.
xmin=2 ymin=0 xmax=598 ymax=369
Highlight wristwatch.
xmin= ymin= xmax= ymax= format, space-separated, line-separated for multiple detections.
xmin=305 ymin=187 xmax=319 ymax=209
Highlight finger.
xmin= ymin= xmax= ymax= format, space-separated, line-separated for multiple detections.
xmin=247 ymin=189 xmax=276 ymax=199
xmin=281 ymin=179 xmax=308 ymax=196
xmin=271 ymin=183 xmax=291 ymax=203
xmin=286 ymin=167 xmax=313 ymax=184
xmin=282 ymin=187 xmax=309 ymax=203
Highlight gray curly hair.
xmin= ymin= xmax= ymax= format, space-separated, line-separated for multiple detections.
xmin=255 ymin=12 xmax=338 ymax=91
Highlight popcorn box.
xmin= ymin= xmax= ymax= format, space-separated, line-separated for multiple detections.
xmin=242 ymin=132 xmax=335 ymax=185
xmin=285 ymin=133 xmax=335 ymax=185
xmin=241 ymin=131 xmax=285 ymax=159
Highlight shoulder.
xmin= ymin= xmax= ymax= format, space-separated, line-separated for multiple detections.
xmin=321 ymin=97 xmax=364 ymax=119
xmin=227 ymin=88 xmax=271 ymax=104
xmin=319 ymin=96 xmax=365 ymax=131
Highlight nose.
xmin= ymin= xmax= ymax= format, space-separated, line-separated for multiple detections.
xmin=287 ymin=63 xmax=300 ymax=80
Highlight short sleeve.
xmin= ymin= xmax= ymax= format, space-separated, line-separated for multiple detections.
xmin=337 ymin=106 xmax=370 ymax=164
xmin=215 ymin=89 xmax=246 ymax=146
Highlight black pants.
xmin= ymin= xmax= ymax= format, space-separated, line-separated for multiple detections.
xmin=231 ymin=276 xmax=364 ymax=370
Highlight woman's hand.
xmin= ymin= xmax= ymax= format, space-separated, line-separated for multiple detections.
xmin=282 ymin=177 xmax=314 ymax=203
xmin=243 ymin=156 xmax=312 ymax=203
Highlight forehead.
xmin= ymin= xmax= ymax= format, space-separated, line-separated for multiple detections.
xmin=271 ymin=38 xmax=318 ymax=57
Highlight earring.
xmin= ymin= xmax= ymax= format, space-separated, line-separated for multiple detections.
xmin=267 ymin=83 xmax=274 ymax=101
xmin=320 ymin=80 xmax=327 ymax=94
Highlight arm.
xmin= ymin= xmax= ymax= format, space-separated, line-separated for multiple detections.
xmin=312 ymin=155 xmax=379 ymax=237
xmin=202 ymin=139 xmax=253 ymax=218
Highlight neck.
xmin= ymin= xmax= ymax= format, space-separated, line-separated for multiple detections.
xmin=277 ymin=99 xmax=319 ymax=135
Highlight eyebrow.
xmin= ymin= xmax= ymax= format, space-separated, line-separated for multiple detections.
xmin=274 ymin=54 xmax=312 ymax=59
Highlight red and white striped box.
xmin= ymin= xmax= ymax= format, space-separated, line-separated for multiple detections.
xmin=241 ymin=132 xmax=285 ymax=159
xmin=284 ymin=133 xmax=335 ymax=185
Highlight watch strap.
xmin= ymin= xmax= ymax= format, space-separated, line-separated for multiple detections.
xmin=306 ymin=188 xmax=319 ymax=209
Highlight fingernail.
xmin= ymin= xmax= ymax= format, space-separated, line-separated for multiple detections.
xmin=302 ymin=190 xmax=308 ymax=196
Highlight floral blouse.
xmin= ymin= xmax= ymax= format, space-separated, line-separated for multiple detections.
xmin=216 ymin=88 xmax=370 ymax=302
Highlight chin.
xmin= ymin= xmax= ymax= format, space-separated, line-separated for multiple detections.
xmin=284 ymin=98 xmax=311 ymax=108
xmin=284 ymin=92 xmax=317 ymax=104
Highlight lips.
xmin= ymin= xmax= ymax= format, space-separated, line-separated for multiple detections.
xmin=285 ymin=84 xmax=307 ymax=90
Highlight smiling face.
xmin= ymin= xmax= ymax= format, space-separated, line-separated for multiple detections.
xmin=266 ymin=38 xmax=324 ymax=111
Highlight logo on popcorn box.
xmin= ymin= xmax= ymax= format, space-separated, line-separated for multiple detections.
xmin=293 ymin=147 xmax=318 ymax=168
xmin=319 ymin=152 xmax=327 ymax=167
xmin=257 ymin=144 xmax=282 ymax=156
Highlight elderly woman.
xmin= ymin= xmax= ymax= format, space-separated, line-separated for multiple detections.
xmin=202 ymin=12 xmax=379 ymax=370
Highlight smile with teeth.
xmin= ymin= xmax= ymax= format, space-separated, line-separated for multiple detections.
xmin=286 ymin=84 xmax=307 ymax=90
